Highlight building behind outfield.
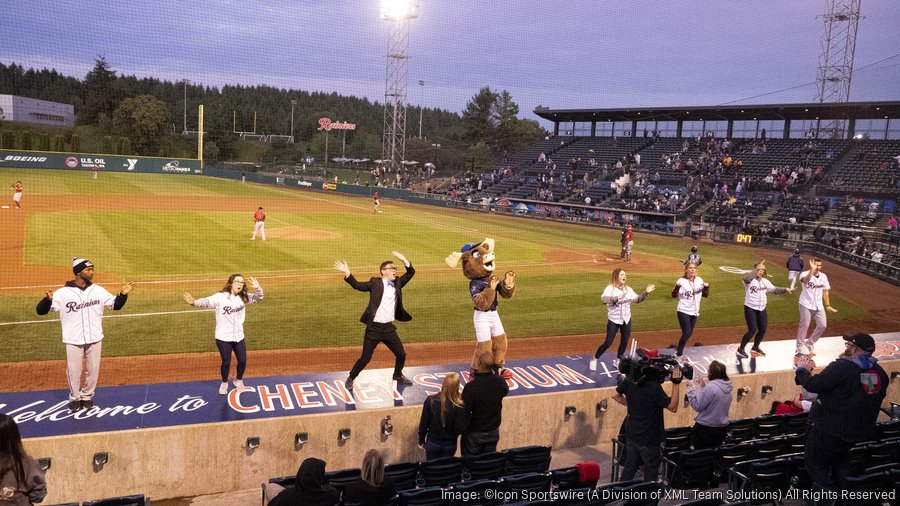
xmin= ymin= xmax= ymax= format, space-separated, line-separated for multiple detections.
xmin=0 ymin=94 xmax=75 ymax=127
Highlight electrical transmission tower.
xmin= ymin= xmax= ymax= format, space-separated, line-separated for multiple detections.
xmin=815 ymin=0 xmax=862 ymax=137
xmin=381 ymin=4 xmax=417 ymax=170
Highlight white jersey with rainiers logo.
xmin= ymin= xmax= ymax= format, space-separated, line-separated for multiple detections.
xmin=675 ymin=276 xmax=705 ymax=316
xmin=743 ymin=277 xmax=778 ymax=311
xmin=601 ymin=285 xmax=639 ymax=325
xmin=50 ymin=284 xmax=117 ymax=345
xmin=193 ymin=288 xmax=263 ymax=342
xmin=798 ymin=270 xmax=829 ymax=311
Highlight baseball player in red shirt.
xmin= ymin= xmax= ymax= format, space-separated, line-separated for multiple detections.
xmin=11 ymin=181 xmax=23 ymax=209
xmin=373 ymin=192 xmax=380 ymax=213
xmin=251 ymin=207 xmax=266 ymax=241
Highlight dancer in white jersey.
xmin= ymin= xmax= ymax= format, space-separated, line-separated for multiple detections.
xmin=35 ymin=258 xmax=135 ymax=412
xmin=183 ymin=274 xmax=263 ymax=394
xmin=736 ymin=259 xmax=793 ymax=359
xmin=795 ymin=258 xmax=837 ymax=356
xmin=589 ymin=268 xmax=655 ymax=371
xmin=671 ymin=262 xmax=709 ymax=356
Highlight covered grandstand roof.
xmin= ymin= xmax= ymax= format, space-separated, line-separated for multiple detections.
xmin=533 ymin=101 xmax=900 ymax=123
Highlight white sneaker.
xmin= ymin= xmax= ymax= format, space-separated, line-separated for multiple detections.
xmin=589 ymin=358 xmax=597 ymax=371
xmin=233 ymin=379 xmax=246 ymax=392
xmin=218 ymin=382 xmax=228 ymax=395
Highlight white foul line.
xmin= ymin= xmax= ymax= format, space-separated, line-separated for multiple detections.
xmin=0 ymin=308 xmax=214 ymax=326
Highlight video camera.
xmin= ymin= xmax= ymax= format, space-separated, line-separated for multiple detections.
xmin=618 ymin=348 xmax=693 ymax=384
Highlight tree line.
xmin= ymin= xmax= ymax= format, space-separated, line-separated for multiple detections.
xmin=0 ymin=59 xmax=544 ymax=170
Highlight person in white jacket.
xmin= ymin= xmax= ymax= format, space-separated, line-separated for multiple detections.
xmin=590 ymin=268 xmax=655 ymax=371
xmin=686 ymin=360 xmax=733 ymax=449
xmin=183 ymin=274 xmax=263 ymax=395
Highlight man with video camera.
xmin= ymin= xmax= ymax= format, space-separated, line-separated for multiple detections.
xmin=612 ymin=353 xmax=684 ymax=482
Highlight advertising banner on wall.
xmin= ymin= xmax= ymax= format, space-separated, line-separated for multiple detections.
xmin=0 ymin=150 xmax=201 ymax=174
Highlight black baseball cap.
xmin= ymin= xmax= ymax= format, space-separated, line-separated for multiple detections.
xmin=843 ymin=333 xmax=876 ymax=353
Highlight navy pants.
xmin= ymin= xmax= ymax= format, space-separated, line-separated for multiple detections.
xmin=676 ymin=311 xmax=697 ymax=355
xmin=595 ymin=319 xmax=632 ymax=359
xmin=740 ymin=305 xmax=768 ymax=350
xmin=215 ymin=339 xmax=247 ymax=382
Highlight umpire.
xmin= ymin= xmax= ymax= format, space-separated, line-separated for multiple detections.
xmin=36 ymin=258 xmax=135 ymax=412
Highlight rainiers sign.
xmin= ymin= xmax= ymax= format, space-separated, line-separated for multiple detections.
xmin=317 ymin=117 xmax=357 ymax=131
xmin=0 ymin=150 xmax=200 ymax=174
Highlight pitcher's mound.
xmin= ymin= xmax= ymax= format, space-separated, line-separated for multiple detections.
xmin=264 ymin=226 xmax=342 ymax=240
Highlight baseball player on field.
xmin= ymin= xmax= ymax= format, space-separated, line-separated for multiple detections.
xmin=373 ymin=191 xmax=380 ymax=213
xmin=795 ymin=257 xmax=838 ymax=356
xmin=11 ymin=181 xmax=23 ymax=209
xmin=35 ymin=258 xmax=135 ymax=412
xmin=183 ymin=274 xmax=263 ymax=395
xmin=251 ymin=206 xmax=266 ymax=241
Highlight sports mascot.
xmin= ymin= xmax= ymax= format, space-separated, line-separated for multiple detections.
xmin=445 ymin=238 xmax=517 ymax=377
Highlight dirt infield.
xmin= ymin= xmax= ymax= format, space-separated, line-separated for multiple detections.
xmin=4 ymin=194 xmax=900 ymax=393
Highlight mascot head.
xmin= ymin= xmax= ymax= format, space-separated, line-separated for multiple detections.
xmin=445 ymin=238 xmax=495 ymax=280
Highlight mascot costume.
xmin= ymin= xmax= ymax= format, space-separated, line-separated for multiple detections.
xmin=445 ymin=238 xmax=517 ymax=377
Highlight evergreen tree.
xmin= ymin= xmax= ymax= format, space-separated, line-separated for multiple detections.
xmin=81 ymin=57 xmax=118 ymax=125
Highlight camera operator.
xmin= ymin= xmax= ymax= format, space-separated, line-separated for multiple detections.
xmin=612 ymin=363 xmax=682 ymax=482
xmin=685 ymin=360 xmax=732 ymax=449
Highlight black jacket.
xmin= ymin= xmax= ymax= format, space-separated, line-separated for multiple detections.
xmin=344 ymin=264 xmax=415 ymax=326
xmin=418 ymin=394 xmax=469 ymax=446
xmin=795 ymin=354 xmax=889 ymax=443
xmin=341 ymin=476 xmax=397 ymax=506
xmin=269 ymin=458 xmax=340 ymax=506
xmin=462 ymin=372 xmax=509 ymax=432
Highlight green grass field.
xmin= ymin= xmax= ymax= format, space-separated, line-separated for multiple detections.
xmin=0 ymin=168 xmax=863 ymax=362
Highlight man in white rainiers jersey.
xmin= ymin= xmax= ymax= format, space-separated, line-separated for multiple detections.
xmin=35 ymin=258 xmax=135 ymax=413
xmin=183 ymin=274 xmax=263 ymax=395
xmin=795 ymin=257 xmax=838 ymax=355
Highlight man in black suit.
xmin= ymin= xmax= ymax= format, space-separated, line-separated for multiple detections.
xmin=334 ymin=251 xmax=415 ymax=391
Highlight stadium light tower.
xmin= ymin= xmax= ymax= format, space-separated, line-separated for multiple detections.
xmin=182 ymin=79 xmax=190 ymax=135
xmin=815 ymin=0 xmax=862 ymax=138
xmin=381 ymin=0 xmax=418 ymax=170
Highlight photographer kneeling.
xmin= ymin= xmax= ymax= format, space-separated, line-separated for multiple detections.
xmin=612 ymin=358 xmax=682 ymax=482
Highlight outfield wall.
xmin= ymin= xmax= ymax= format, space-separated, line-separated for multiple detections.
xmin=0 ymin=149 xmax=200 ymax=174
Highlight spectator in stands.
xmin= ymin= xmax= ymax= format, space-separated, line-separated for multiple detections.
xmin=871 ymin=250 xmax=884 ymax=263
xmin=418 ymin=372 xmax=468 ymax=460
xmin=686 ymin=360 xmax=732 ymax=449
xmin=0 ymin=414 xmax=47 ymax=505
xmin=268 ymin=457 xmax=340 ymax=506
xmin=886 ymin=215 xmax=898 ymax=232
xmin=795 ymin=333 xmax=889 ymax=496
xmin=612 ymin=361 xmax=682 ymax=482
xmin=769 ymin=388 xmax=817 ymax=415
xmin=342 ymin=450 xmax=397 ymax=506
xmin=461 ymin=352 xmax=509 ymax=456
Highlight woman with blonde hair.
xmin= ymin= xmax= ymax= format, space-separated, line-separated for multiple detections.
xmin=342 ymin=450 xmax=397 ymax=506
xmin=418 ymin=372 xmax=469 ymax=460
xmin=0 ymin=413 xmax=47 ymax=505
xmin=590 ymin=268 xmax=655 ymax=371
xmin=672 ymin=262 xmax=709 ymax=356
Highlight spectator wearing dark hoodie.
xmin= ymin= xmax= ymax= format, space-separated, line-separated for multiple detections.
xmin=686 ymin=360 xmax=733 ymax=449
xmin=268 ymin=457 xmax=340 ymax=506
xmin=795 ymin=333 xmax=889 ymax=495
xmin=786 ymin=249 xmax=804 ymax=290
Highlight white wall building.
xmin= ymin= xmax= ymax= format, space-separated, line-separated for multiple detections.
xmin=0 ymin=95 xmax=75 ymax=127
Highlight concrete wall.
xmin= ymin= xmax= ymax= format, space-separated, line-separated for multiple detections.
xmin=24 ymin=359 xmax=900 ymax=503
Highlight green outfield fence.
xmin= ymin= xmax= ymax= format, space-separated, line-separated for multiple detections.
xmin=0 ymin=149 xmax=200 ymax=174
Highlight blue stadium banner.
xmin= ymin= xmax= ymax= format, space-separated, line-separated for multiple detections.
xmin=0 ymin=150 xmax=201 ymax=174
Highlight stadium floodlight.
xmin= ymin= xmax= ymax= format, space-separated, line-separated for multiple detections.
xmin=380 ymin=0 xmax=418 ymax=20
xmin=381 ymin=0 xmax=418 ymax=171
